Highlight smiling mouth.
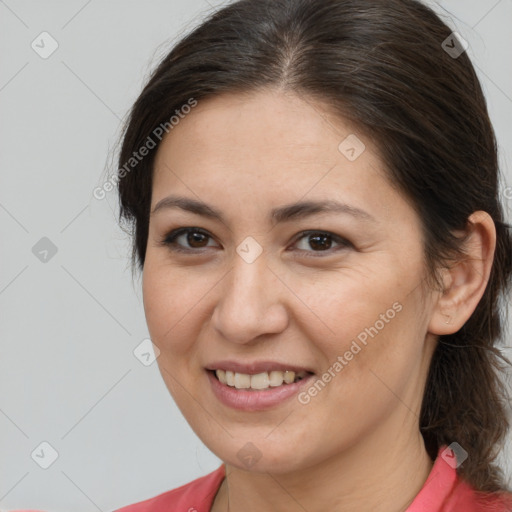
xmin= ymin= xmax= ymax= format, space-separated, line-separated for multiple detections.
xmin=210 ymin=369 xmax=311 ymax=391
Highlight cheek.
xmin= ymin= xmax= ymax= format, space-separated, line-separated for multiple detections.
xmin=292 ymin=262 xmax=415 ymax=346
xmin=291 ymin=259 xmax=428 ymax=391
xmin=142 ymin=260 xmax=201 ymax=355
xmin=141 ymin=261 xmax=207 ymax=409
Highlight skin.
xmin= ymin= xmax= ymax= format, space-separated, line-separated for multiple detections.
xmin=142 ymin=88 xmax=496 ymax=512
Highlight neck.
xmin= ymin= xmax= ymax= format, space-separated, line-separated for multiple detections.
xmin=212 ymin=429 xmax=433 ymax=512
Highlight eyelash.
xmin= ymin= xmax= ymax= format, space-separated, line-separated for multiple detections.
xmin=159 ymin=227 xmax=353 ymax=257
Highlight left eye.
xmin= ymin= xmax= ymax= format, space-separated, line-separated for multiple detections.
xmin=292 ymin=230 xmax=351 ymax=255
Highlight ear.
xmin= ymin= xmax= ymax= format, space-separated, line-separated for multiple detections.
xmin=428 ymin=211 xmax=496 ymax=336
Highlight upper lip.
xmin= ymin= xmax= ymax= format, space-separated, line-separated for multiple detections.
xmin=205 ymin=360 xmax=315 ymax=374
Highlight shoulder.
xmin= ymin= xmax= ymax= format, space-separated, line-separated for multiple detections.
xmin=449 ymin=479 xmax=512 ymax=512
xmin=113 ymin=465 xmax=225 ymax=512
xmin=407 ymin=445 xmax=512 ymax=512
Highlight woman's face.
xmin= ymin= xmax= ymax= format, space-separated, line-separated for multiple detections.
xmin=143 ymin=89 xmax=438 ymax=473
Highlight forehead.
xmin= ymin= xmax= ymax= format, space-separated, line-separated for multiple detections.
xmin=149 ymin=89 xmax=422 ymax=248
xmin=153 ymin=89 xmax=384 ymax=190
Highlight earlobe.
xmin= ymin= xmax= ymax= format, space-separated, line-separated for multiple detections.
xmin=428 ymin=211 xmax=496 ymax=336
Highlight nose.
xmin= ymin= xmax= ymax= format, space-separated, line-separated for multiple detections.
xmin=211 ymin=254 xmax=289 ymax=345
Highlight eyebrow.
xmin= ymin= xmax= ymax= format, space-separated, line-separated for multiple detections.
xmin=151 ymin=195 xmax=376 ymax=224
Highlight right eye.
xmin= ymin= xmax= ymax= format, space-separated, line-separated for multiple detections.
xmin=160 ymin=227 xmax=220 ymax=253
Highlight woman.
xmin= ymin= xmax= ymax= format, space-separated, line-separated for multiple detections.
xmin=113 ymin=0 xmax=512 ymax=510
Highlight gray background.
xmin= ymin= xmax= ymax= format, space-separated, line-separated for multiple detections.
xmin=0 ymin=1 xmax=511 ymax=511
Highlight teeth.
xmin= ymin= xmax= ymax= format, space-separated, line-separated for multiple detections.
xmin=269 ymin=370 xmax=284 ymax=387
xmin=234 ymin=372 xmax=251 ymax=389
xmin=215 ymin=369 xmax=307 ymax=390
xmin=283 ymin=370 xmax=295 ymax=384
xmin=250 ymin=372 xmax=269 ymax=390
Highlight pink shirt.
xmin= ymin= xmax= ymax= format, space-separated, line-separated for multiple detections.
xmin=7 ymin=446 xmax=511 ymax=512
xmin=113 ymin=445 xmax=512 ymax=512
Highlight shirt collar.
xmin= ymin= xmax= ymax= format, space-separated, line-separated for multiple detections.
xmin=406 ymin=444 xmax=459 ymax=511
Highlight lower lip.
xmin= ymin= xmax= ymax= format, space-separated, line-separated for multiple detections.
xmin=207 ymin=371 xmax=314 ymax=411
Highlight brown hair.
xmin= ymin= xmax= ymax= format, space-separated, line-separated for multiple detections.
xmin=116 ymin=0 xmax=512 ymax=495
